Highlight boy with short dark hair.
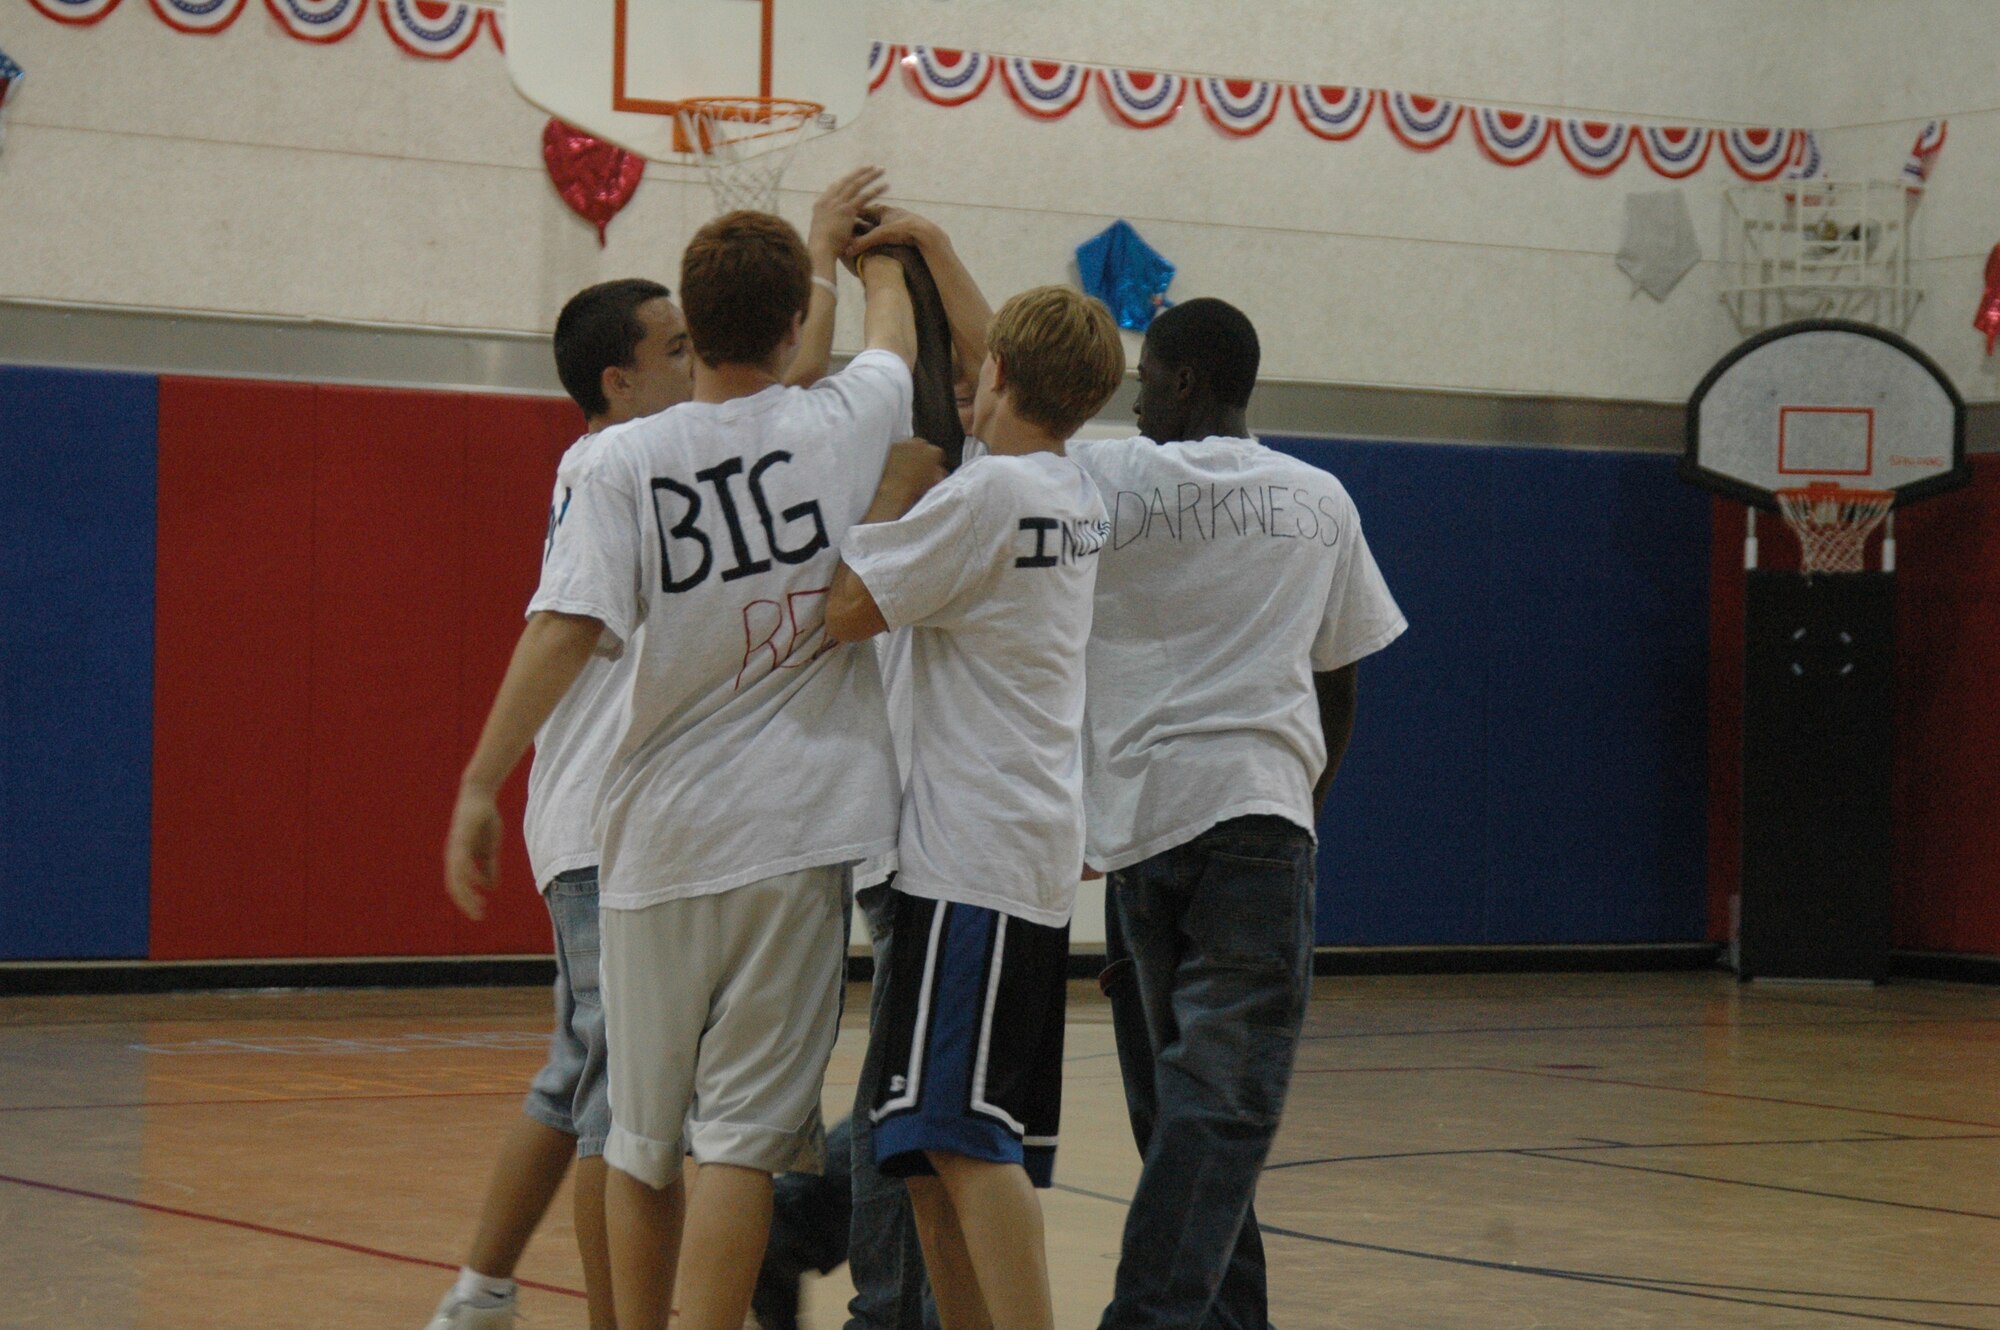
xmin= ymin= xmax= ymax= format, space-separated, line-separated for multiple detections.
xmin=1072 ymin=296 xmax=1406 ymax=1330
xmin=826 ymin=284 xmax=1125 ymax=1330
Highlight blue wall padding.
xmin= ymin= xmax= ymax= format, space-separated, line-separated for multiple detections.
xmin=0 ymin=367 xmax=157 ymax=959
xmin=1268 ymin=437 xmax=1711 ymax=945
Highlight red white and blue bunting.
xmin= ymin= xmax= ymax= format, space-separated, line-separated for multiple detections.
xmin=1291 ymin=86 xmax=1373 ymax=141
xmin=9 ymin=3 xmax=1866 ymax=186
xmin=1555 ymin=120 xmax=1634 ymax=176
xmin=378 ymin=0 xmax=486 ymax=59
xmin=903 ymin=47 xmax=994 ymax=108
xmin=1000 ymin=59 xmax=1091 ymax=121
xmin=1717 ymin=127 xmax=1802 ymax=182
xmin=27 ymin=0 xmax=122 ymax=24
xmin=1636 ymin=126 xmax=1712 ymax=179
xmin=1381 ymin=93 xmax=1461 ymax=151
xmin=1902 ymin=120 xmax=1946 ymax=190
xmin=1196 ymin=79 xmax=1280 ymax=138
xmin=0 ymin=47 xmax=22 ymax=150
xmin=868 ymin=43 xmax=905 ymax=95
xmin=1099 ymin=69 xmax=1186 ymax=129
xmin=1470 ymin=108 xmax=1550 ymax=167
xmin=263 ymin=0 xmax=371 ymax=44
xmin=148 ymin=0 xmax=246 ymax=33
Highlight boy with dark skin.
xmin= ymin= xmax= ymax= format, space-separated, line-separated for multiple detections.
xmin=1072 ymin=298 xmax=1406 ymax=1330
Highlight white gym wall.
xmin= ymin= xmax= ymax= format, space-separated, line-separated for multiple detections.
xmin=7 ymin=2 xmax=1994 ymax=406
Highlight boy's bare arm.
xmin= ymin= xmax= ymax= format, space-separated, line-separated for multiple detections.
xmin=852 ymin=208 xmax=993 ymax=376
xmin=1311 ymin=664 xmax=1359 ymax=817
xmin=826 ymin=439 xmax=948 ymax=643
xmin=859 ymin=252 xmax=918 ymax=370
xmin=444 ymin=610 xmax=606 ymax=919
xmin=785 ymin=166 xmax=889 ymax=388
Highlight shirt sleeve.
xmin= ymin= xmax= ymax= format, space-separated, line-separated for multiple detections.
xmin=1311 ymin=488 xmax=1408 ymax=672
xmin=809 ymin=350 xmax=915 ymax=508
xmin=840 ymin=471 xmax=994 ymax=631
xmin=527 ymin=460 xmax=644 ymax=649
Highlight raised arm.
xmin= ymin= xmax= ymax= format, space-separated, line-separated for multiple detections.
xmin=1311 ymin=663 xmax=1359 ymax=817
xmin=785 ymin=166 xmax=890 ymax=388
xmin=444 ymin=610 xmax=605 ymax=918
xmin=851 ymin=207 xmax=993 ymax=376
xmin=859 ymin=250 xmax=918 ymax=370
xmin=826 ymin=438 xmax=947 ymax=642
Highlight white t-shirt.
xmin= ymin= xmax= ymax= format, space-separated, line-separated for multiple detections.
xmin=522 ymin=431 xmax=635 ymax=890
xmin=529 ymin=350 xmax=914 ymax=911
xmin=841 ymin=451 xmax=1108 ymax=928
xmin=1069 ymin=435 xmax=1407 ymax=873
xmin=852 ymin=628 xmax=913 ymax=891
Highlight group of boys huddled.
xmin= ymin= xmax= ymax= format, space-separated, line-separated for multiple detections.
xmin=430 ymin=165 xmax=1405 ymax=1330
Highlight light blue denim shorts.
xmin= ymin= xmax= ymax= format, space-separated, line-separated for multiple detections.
xmin=522 ymin=867 xmax=610 ymax=1157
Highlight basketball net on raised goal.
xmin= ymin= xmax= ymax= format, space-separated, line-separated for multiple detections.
xmin=674 ymin=97 xmax=822 ymax=214
xmin=1775 ymin=484 xmax=1894 ymax=575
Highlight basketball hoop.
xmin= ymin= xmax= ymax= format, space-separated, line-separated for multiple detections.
xmin=674 ymin=96 xmax=822 ymax=214
xmin=1775 ymin=484 xmax=1894 ymax=575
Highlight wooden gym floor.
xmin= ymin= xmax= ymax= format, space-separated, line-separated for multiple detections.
xmin=2 ymin=972 xmax=1997 ymax=1329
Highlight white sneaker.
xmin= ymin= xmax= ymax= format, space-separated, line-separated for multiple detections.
xmin=424 ymin=1288 xmax=518 ymax=1330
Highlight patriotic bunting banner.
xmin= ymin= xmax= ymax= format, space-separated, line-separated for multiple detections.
xmin=1636 ymin=126 xmax=1712 ymax=179
xmin=1470 ymin=108 xmax=1550 ymax=166
xmin=867 ymin=43 xmax=903 ymax=94
xmin=1556 ymin=119 xmax=1634 ymax=176
xmin=1196 ymin=79 xmax=1280 ymax=138
xmin=1785 ymin=131 xmax=1824 ymax=181
xmin=1099 ymin=68 xmax=1186 ymax=129
xmin=1717 ymin=127 xmax=1799 ymax=182
xmin=903 ymin=47 xmax=994 ymax=107
xmin=0 ymin=48 xmax=21 ymax=150
xmin=263 ymin=0 xmax=370 ymax=43
xmin=5 ymin=4 xmax=1859 ymax=186
xmin=378 ymin=0 xmax=486 ymax=60
xmin=148 ymin=0 xmax=246 ymax=33
xmin=1382 ymin=93 xmax=1461 ymax=151
xmin=1291 ymin=85 xmax=1373 ymax=141
xmin=999 ymin=58 xmax=1091 ymax=121
xmin=1902 ymin=120 xmax=1946 ymax=190
xmin=27 ymin=0 xmax=122 ymax=23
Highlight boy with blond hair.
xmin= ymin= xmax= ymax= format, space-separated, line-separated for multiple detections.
xmin=827 ymin=285 xmax=1125 ymax=1330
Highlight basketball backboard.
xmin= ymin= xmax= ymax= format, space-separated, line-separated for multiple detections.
xmin=505 ymin=0 xmax=868 ymax=161
xmin=1684 ymin=320 xmax=1967 ymax=510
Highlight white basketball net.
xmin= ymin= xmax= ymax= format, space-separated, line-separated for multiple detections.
xmin=1776 ymin=487 xmax=1894 ymax=574
xmin=675 ymin=98 xmax=820 ymax=215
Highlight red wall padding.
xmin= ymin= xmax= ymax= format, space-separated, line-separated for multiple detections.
xmin=1708 ymin=459 xmax=2000 ymax=955
xmin=153 ymin=378 xmax=582 ymax=959
xmin=153 ymin=379 xmax=316 ymax=959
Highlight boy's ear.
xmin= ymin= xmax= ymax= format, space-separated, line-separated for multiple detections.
xmin=989 ymin=352 xmax=1010 ymax=394
xmin=600 ymin=364 xmax=627 ymax=409
xmin=1174 ymin=363 xmax=1200 ymax=400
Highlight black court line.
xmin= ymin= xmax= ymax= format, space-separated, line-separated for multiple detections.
xmin=1048 ymin=1182 xmax=1996 ymax=1329
xmin=1517 ymin=1149 xmax=2000 ymax=1223
xmin=1264 ymin=1130 xmax=2000 ymax=1173
xmin=1297 ymin=1013 xmax=2000 ymax=1043
xmin=1478 ymin=1065 xmax=2000 ymax=1131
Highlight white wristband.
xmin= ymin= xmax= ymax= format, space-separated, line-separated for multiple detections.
xmin=812 ymin=275 xmax=839 ymax=297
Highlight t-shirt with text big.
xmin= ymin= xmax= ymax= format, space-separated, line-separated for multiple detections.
xmin=841 ymin=451 xmax=1108 ymax=928
xmin=1068 ymin=435 xmax=1406 ymax=873
xmin=529 ymin=350 xmax=913 ymax=910
xmin=523 ymin=429 xmax=636 ymax=890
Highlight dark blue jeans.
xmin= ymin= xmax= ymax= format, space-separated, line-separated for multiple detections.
xmin=1097 ymin=815 xmax=1316 ymax=1330
xmin=847 ymin=883 xmax=941 ymax=1330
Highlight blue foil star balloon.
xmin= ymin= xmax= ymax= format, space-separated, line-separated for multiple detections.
xmin=1076 ymin=220 xmax=1175 ymax=331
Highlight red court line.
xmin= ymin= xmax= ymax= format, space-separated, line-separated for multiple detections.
xmin=0 ymin=1171 xmax=586 ymax=1300
xmin=0 ymin=1088 xmax=526 ymax=1113
xmin=1480 ymin=1066 xmax=2000 ymax=1132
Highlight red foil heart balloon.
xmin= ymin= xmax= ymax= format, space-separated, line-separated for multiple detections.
xmin=542 ymin=119 xmax=645 ymax=246
xmin=1976 ymin=242 xmax=2000 ymax=355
